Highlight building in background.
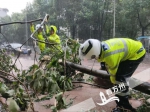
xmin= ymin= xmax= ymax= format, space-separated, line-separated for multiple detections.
xmin=0 ymin=8 xmax=8 ymax=18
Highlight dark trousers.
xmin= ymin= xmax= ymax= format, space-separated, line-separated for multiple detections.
xmin=115 ymin=54 xmax=145 ymax=111
xmin=116 ymin=54 xmax=145 ymax=80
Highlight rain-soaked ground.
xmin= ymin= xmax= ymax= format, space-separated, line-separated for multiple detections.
xmin=3 ymin=52 xmax=150 ymax=112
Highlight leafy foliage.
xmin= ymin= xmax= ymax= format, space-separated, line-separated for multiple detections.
xmin=1 ymin=0 xmax=150 ymax=111
xmin=130 ymin=89 xmax=150 ymax=112
xmin=0 ymin=30 xmax=81 ymax=111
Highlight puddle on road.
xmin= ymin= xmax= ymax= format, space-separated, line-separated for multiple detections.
xmin=12 ymin=55 xmax=39 ymax=70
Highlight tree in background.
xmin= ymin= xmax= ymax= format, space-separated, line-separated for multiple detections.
xmin=1 ymin=0 xmax=150 ymax=44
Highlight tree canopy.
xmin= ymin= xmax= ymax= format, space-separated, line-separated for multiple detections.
xmin=1 ymin=0 xmax=150 ymax=43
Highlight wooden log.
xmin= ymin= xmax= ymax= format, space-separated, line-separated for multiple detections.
xmin=65 ymin=61 xmax=150 ymax=95
xmin=65 ymin=61 xmax=109 ymax=79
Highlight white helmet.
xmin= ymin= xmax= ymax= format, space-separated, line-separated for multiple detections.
xmin=79 ymin=39 xmax=101 ymax=60
xmin=35 ymin=24 xmax=43 ymax=30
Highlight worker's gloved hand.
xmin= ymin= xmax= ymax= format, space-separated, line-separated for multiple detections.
xmin=100 ymin=62 xmax=106 ymax=70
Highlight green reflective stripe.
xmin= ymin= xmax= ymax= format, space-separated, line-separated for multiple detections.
xmin=104 ymin=39 xmax=128 ymax=71
xmin=120 ymin=39 xmax=128 ymax=59
xmin=104 ymin=39 xmax=128 ymax=58
xmin=104 ymin=48 xmax=125 ymax=57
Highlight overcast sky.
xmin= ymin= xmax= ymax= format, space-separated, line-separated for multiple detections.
xmin=0 ymin=0 xmax=33 ymax=15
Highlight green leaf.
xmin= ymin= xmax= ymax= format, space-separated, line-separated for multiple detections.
xmin=51 ymin=106 xmax=57 ymax=112
xmin=55 ymin=92 xmax=64 ymax=101
xmin=0 ymin=83 xmax=7 ymax=94
xmin=51 ymin=82 xmax=60 ymax=94
xmin=47 ymin=58 xmax=58 ymax=68
xmin=18 ymin=85 xmax=24 ymax=93
xmin=7 ymin=98 xmax=20 ymax=112
xmin=16 ymin=98 xmax=23 ymax=105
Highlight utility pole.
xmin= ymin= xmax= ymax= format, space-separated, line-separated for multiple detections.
xmin=25 ymin=2 xmax=29 ymax=46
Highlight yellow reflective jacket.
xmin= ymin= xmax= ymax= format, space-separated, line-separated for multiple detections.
xmin=30 ymin=24 xmax=45 ymax=52
xmin=47 ymin=25 xmax=61 ymax=50
xmin=98 ymin=38 xmax=146 ymax=84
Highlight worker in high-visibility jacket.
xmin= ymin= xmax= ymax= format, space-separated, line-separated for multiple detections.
xmin=45 ymin=25 xmax=61 ymax=51
xmin=79 ymin=38 xmax=146 ymax=112
xmin=30 ymin=23 xmax=46 ymax=52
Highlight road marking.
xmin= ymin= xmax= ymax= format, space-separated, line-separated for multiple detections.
xmin=61 ymin=98 xmax=96 ymax=112
xmin=129 ymin=68 xmax=150 ymax=88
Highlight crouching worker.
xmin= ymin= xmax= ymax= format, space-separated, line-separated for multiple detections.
xmin=79 ymin=38 xmax=146 ymax=112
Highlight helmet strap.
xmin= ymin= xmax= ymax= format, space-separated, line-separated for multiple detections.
xmin=98 ymin=42 xmax=103 ymax=59
xmin=82 ymin=40 xmax=93 ymax=55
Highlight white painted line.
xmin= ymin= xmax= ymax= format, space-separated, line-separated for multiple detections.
xmin=61 ymin=98 xmax=96 ymax=112
xmin=132 ymin=68 xmax=150 ymax=82
xmin=129 ymin=68 xmax=150 ymax=88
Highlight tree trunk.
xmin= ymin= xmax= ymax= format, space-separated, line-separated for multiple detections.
xmin=141 ymin=27 xmax=145 ymax=36
xmin=65 ymin=61 xmax=150 ymax=95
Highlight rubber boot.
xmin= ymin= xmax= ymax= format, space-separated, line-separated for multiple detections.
xmin=113 ymin=95 xmax=136 ymax=112
xmin=120 ymin=96 xmax=136 ymax=112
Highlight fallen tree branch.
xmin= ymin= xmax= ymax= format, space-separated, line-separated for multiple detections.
xmin=0 ymin=18 xmax=43 ymax=26
xmin=72 ymin=81 xmax=109 ymax=89
xmin=0 ymin=73 xmax=13 ymax=83
xmin=0 ymin=70 xmax=34 ymax=111
xmin=64 ymin=61 xmax=150 ymax=95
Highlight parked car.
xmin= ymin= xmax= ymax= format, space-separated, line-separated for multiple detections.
xmin=1 ymin=43 xmax=32 ymax=55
